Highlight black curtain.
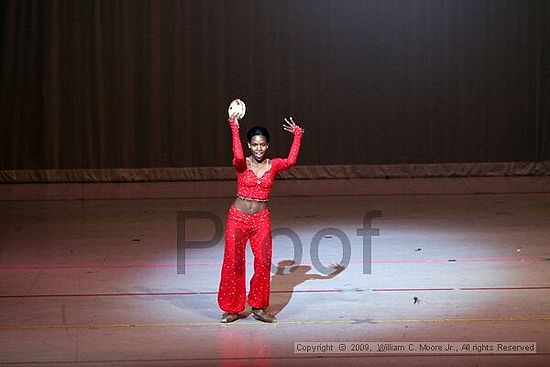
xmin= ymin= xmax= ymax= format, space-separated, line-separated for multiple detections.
xmin=1 ymin=0 xmax=548 ymax=170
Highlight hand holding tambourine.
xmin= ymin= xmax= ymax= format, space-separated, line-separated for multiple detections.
xmin=228 ymin=99 xmax=246 ymax=120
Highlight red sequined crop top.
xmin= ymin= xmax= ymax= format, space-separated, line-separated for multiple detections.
xmin=230 ymin=118 xmax=303 ymax=201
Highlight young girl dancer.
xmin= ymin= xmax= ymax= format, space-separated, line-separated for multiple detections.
xmin=218 ymin=114 xmax=304 ymax=323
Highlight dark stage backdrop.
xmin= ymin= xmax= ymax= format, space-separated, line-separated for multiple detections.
xmin=1 ymin=0 xmax=549 ymax=172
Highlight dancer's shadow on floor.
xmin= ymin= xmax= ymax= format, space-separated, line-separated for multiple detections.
xmin=269 ymin=260 xmax=345 ymax=316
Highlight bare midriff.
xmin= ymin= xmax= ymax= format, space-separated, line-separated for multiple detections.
xmin=233 ymin=196 xmax=267 ymax=214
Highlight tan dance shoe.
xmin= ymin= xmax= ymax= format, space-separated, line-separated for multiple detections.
xmin=220 ymin=312 xmax=242 ymax=323
xmin=251 ymin=308 xmax=277 ymax=323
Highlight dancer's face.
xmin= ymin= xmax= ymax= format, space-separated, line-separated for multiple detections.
xmin=248 ymin=135 xmax=269 ymax=162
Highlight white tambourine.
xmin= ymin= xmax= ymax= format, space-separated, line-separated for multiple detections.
xmin=228 ymin=99 xmax=246 ymax=119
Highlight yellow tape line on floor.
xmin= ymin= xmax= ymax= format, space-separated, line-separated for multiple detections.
xmin=1 ymin=317 xmax=550 ymax=330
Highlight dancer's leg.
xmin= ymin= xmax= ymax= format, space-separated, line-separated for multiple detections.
xmin=218 ymin=210 xmax=249 ymax=313
xmin=247 ymin=211 xmax=272 ymax=309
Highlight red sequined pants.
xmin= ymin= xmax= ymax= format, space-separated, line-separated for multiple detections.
xmin=218 ymin=205 xmax=272 ymax=313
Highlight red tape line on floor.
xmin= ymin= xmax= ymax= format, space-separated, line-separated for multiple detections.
xmin=0 ymin=257 xmax=546 ymax=270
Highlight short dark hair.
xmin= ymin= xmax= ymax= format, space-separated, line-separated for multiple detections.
xmin=247 ymin=126 xmax=270 ymax=143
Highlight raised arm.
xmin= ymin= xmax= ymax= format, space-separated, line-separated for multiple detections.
xmin=274 ymin=117 xmax=304 ymax=172
xmin=229 ymin=118 xmax=246 ymax=171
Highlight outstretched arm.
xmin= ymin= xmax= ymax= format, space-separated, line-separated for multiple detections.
xmin=275 ymin=117 xmax=304 ymax=172
xmin=229 ymin=118 xmax=246 ymax=171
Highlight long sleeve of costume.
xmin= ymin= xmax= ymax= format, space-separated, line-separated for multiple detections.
xmin=230 ymin=119 xmax=247 ymax=172
xmin=273 ymin=126 xmax=304 ymax=172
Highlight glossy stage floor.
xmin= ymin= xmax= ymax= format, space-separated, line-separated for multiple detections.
xmin=1 ymin=177 xmax=549 ymax=366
